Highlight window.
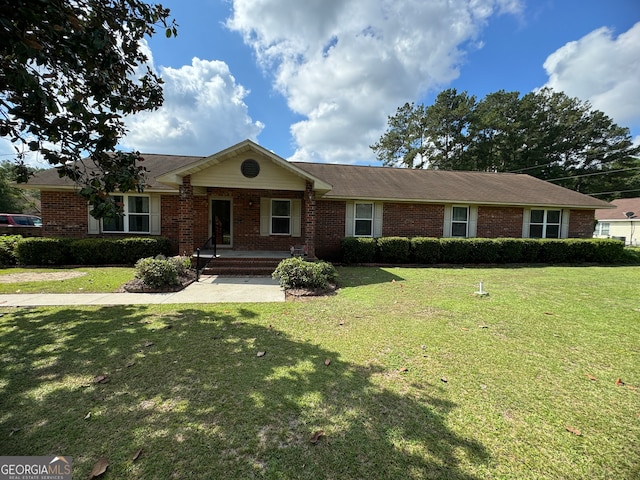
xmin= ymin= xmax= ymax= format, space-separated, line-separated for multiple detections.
xmin=451 ymin=206 xmax=469 ymax=237
xmin=102 ymin=195 xmax=150 ymax=233
xmin=354 ymin=203 xmax=374 ymax=237
xmin=594 ymin=222 xmax=610 ymax=236
xmin=529 ymin=209 xmax=561 ymax=238
xmin=271 ymin=199 xmax=291 ymax=234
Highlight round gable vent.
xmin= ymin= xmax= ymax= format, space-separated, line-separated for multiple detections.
xmin=241 ymin=159 xmax=260 ymax=178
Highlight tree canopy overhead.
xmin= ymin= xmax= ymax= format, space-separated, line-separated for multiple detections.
xmin=371 ymin=88 xmax=640 ymax=199
xmin=0 ymin=0 xmax=177 ymax=217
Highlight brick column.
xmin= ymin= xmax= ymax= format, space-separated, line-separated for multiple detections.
xmin=304 ymin=181 xmax=316 ymax=258
xmin=178 ymin=175 xmax=194 ymax=256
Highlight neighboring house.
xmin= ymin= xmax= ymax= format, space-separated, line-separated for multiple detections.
xmin=594 ymin=197 xmax=640 ymax=246
xmin=20 ymin=139 xmax=611 ymax=260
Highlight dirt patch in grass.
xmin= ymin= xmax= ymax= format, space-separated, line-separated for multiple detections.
xmin=0 ymin=271 xmax=87 ymax=283
xmin=285 ymin=284 xmax=338 ymax=301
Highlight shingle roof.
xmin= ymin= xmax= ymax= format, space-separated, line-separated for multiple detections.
xmin=595 ymin=198 xmax=640 ymax=220
xmin=293 ymin=162 xmax=610 ymax=209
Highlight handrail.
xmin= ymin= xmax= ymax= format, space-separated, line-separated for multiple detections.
xmin=195 ymin=234 xmax=217 ymax=281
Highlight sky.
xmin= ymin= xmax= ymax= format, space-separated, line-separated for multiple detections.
xmin=4 ymin=0 xmax=640 ymax=167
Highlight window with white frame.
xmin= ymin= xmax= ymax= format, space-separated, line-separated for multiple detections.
xmin=271 ymin=199 xmax=291 ymax=235
xmin=102 ymin=195 xmax=150 ymax=233
xmin=594 ymin=222 xmax=610 ymax=236
xmin=354 ymin=203 xmax=374 ymax=237
xmin=451 ymin=206 xmax=469 ymax=237
xmin=529 ymin=209 xmax=561 ymax=238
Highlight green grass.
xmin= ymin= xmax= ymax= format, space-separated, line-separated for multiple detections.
xmin=1 ymin=266 xmax=639 ymax=479
xmin=0 ymin=267 xmax=134 ymax=293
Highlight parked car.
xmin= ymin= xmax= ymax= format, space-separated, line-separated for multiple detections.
xmin=0 ymin=213 xmax=42 ymax=226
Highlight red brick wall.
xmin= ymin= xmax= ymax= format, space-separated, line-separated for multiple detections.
xmin=161 ymin=195 xmax=180 ymax=253
xmin=41 ymin=190 xmax=89 ymax=237
xmin=315 ymin=200 xmax=346 ymax=260
xmin=477 ymin=206 xmax=524 ymax=238
xmin=569 ymin=209 xmax=595 ymax=238
xmin=382 ymin=203 xmax=444 ymax=237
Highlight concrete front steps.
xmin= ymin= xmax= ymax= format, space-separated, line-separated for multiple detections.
xmin=192 ymin=251 xmax=290 ymax=276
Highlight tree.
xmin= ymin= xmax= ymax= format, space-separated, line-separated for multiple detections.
xmin=372 ymin=88 xmax=640 ymax=199
xmin=0 ymin=0 xmax=177 ymax=217
xmin=0 ymin=160 xmax=40 ymax=213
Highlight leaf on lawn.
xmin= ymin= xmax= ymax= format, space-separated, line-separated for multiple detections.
xmin=309 ymin=430 xmax=324 ymax=444
xmin=126 ymin=362 xmax=136 ymax=368
xmin=132 ymin=448 xmax=143 ymax=461
xmin=616 ymin=378 xmax=625 ymax=386
xmin=399 ymin=367 xmax=408 ymax=373
xmin=143 ymin=341 xmax=154 ymax=348
xmin=441 ymin=377 xmax=448 ymax=383
xmin=324 ymin=358 xmax=331 ymax=366
xmin=93 ymin=374 xmax=110 ymax=384
xmin=565 ymin=426 xmax=582 ymax=436
xmin=9 ymin=427 xmax=20 ymax=437
xmin=339 ymin=321 xmax=345 ymax=326
xmin=461 ymin=327 xmax=469 ymax=331
xmin=84 ymin=412 xmax=91 ymax=420
xmin=626 ymin=384 xmax=638 ymax=390
xmin=478 ymin=325 xmax=489 ymax=329
xmin=257 ymin=351 xmax=266 ymax=357
xmin=586 ymin=374 xmax=597 ymax=381
xmin=544 ymin=312 xmax=554 ymax=315
xmin=88 ymin=457 xmax=109 ymax=479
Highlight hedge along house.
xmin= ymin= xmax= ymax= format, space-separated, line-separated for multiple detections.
xmin=22 ymin=139 xmax=611 ymax=261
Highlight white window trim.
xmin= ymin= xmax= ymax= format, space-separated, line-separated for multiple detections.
xmin=354 ymin=202 xmax=374 ymax=237
xmin=594 ymin=222 xmax=610 ymax=237
xmin=102 ymin=194 xmax=151 ymax=234
xmin=270 ymin=198 xmax=291 ymax=235
xmin=528 ymin=208 xmax=562 ymax=239
xmin=451 ymin=205 xmax=469 ymax=238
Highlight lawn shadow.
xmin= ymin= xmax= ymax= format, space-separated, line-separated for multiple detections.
xmin=0 ymin=305 xmax=488 ymax=479
xmin=336 ymin=266 xmax=405 ymax=287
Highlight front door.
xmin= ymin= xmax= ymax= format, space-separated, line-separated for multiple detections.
xmin=211 ymin=199 xmax=232 ymax=247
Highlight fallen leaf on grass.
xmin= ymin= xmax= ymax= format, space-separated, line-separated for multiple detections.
xmin=8 ymin=427 xmax=20 ymax=437
xmin=132 ymin=448 xmax=143 ymax=462
xmin=93 ymin=375 xmax=110 ymax=384
xmin=256 ymin=351 xmax=266 ymax=357
xmin=461 ymin=328 xmax=469 ymax=331
xmin=309 ymin=430 xmax=324 ymax=444
xmin=143 ymin=341 xmax=154 ymax=348
xmin=478 ymin=325 xmax=489 ymax=329
xmin=565 ymin=426 xmax=582 ymax=436
xmin=84 ymin=412 xmax=91 ymax=420
xmin=616 ymin=378 xmax=625 ymax=386
xmin=126 ymin=362 xmax=135 ymax=368
xmin=339 ymin=321 xmax=345 ymax=326
xmin=399 ymin=367 xmax=408 ymax=373
xmin=441 ymin=377 xmax=448 ymax=383
xmin=544 ymin=312 xmax=554 ymax=315
xmin=324 ymin=358 xmax=331 ymax=366
xmin=626 ymin=384 xmax=637 ymax=391
xmin=586 ymin=374 xmax=597 ymax=381
xmin=89 ymin=457 xmax=109 ymax=479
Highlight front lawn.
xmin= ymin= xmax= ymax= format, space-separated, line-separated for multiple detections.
xmin=1 ymin=266 xmax=638 ymax=479
xmin=0 ymin=267 xmax=134 ymax=293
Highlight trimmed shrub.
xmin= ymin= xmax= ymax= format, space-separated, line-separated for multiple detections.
xmin=0 ymin=235 xmax=22 ymax=266
xmin=272 ymin=257 xmax=337 ymax=289
xmin=470 ymin=238 xmax=501 ymax=264
xmin=115 ymin=237 xmax=172 ymax=264
xmin=439 ymin=238 xmax=473 ymax=264
xmin=70 ymin=238 xmax=120 ymax=265
xmin=341 ymin=237 xmax=377 ymax=263
xmin=520 ymin=239 xmax=543 ymax=263
xmin=14 ymin=237 xmax=72 ymax=265
xmin=496 ymin=238 xmax=525 ymax=264
xmin=134 ymin=256 xmax=179 ymax=288
xmin=411 ymin=237 xmax=441 ymax=264
xmin=377 ymin=236 xmax=411 ymax=263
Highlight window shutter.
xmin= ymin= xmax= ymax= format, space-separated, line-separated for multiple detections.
xmin=87 ymin=205 xmax=100 ymax=234
xmin=150 ymin=195 xmax=161 ymax=235
xmin=345 ymin=202 xmax=355 ymax=237
xmin=468 ymin=206 xmax=478 ymax=238
xmin=373 ymin=202 xmax=383 ymax=238
xmin=522 ymin=208 xmax=531 ymax=238
xmin=561 ymin=209 xmax=570 ymax=238
xmin=443 ymin=205 xmax=452 ymax=238
xmin=291 ymin=199 xmax=302 ymax=237
xmin=260 ymin=198 xmax=270 ymax=236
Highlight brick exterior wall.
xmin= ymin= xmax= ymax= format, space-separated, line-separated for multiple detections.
xmin=315 ymin=200 xmax=346 ymax=260
xmin=41 ymin=190 xmax=89 ymax=237
xmin=477 ymin=206 xmax=524 ymax=238
xmin=161 ymin=195 xmax=180 ymax=253
xmin=569 ymin=209 xmax=596 ymax=238
xmin=382 ymin=203 xmax=444 ymax=238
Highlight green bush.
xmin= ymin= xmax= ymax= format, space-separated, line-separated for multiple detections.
xmin=115 ymin=237 xmax=172 ymax=264
xmin=272 ymin=257 xmax=337 ymax=289
xmin=0 ymin=235 xmax=22 ymax=266
xmin=377 ymin=236 xmax=411 ymax=263
xmin=70 ymin=238 xmax=120 ymax=265
xmin=14 ymin=237 xmax=72 ymax=265
xmin=134 ymin=256 xmax=179 ymax=288
xmin=341 ymin=237 xmax=377 ymax=263
xmin=439 ymin=238 xmax=473 ymax=264
xmin=496 ymin=238 xmax=525 ymax=264
xmin=470 ymin=238 xmax=501 ymax=264
xmin=411 ymin=237 xmax=441 ymax=264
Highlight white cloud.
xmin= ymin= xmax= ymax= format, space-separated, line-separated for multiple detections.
xmin=227 ymin=0 xmax=522 ymax=162
xmin=542 ymin=22 xmax=640 ymax=131
xmin=122 ymin=44 xmax=264 ymax=156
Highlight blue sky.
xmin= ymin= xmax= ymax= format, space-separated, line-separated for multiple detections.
xmin=4 ymin=0 xmax=640 ymax=166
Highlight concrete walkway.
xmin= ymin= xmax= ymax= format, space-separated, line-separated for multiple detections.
xmin=0 ymin=276 xmax=285 ymax=307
